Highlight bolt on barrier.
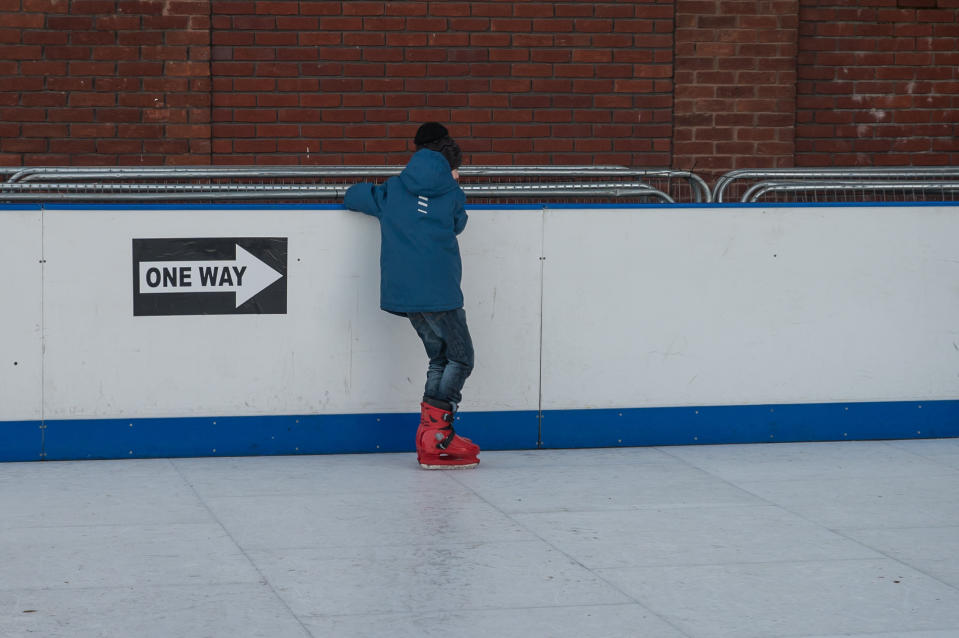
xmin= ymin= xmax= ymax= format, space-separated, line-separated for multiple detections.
xmin=713 ymin=167 xmax=959 ymax=203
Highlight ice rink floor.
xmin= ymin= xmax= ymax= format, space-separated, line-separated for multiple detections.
xmin=2 ymin=439 xmax=959 ymax=638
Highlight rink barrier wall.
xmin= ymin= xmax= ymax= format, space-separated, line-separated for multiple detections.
xmin=1 ymin=202 xmax=958 ymax=461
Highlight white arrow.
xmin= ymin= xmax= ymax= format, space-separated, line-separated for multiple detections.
xmin=138 ymin=244 xmax=284 ymax=308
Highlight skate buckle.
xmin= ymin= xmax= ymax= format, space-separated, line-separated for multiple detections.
xmin=436 ymin=427 xmax=456 ymax=450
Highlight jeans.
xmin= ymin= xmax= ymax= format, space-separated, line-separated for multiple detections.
xmin=407 ymin=309 xmax=474 ymax=408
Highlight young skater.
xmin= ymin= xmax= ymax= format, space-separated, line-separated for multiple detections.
xmin=343 ymin=123 xmax=480 ymax=469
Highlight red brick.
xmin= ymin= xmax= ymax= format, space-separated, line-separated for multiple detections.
xmin=299 ymin=94 xmax=341 ymax=108
xmin=248 ymin=32 xmax=295 ymax=47
xmin=447 ymin=48 xmax=488 ymax=63
xmin=448 ymin=17 xmax=489 ymax=31
xmin=385 ymin=33 xmax=427 ymax=46
xmin=21 ymin=123 xmax=69 ymax=137
xmin=2 ymin=12 xmax=43 ymax=28
xmin=588 ymin=34 xmax=632 ymax=47
xmin=162 ymin=61 xmax=208 ymax=76
xmin=359 ymin=16 xmax=402 ymax=30
xmin=293 ymin=61 xmax=337 ymax=75
xmin=21 ymin=30 xmax=71 ymax=46
xmin=385 ymin=2 xmax=426 ymax=16
xmin=276 ymin=16 xmax=320 ymax=29
xmin=94 ymin=46 xmax=142 ymax=61
xmin=468 ymin=33 xmax=512 ymax=47
xmin=255 ymin=62 xmax=299 ymax=76
xmin=48 ymin=138 xmax=95 ymax=153
xmin=428 ymin=2 xmax=468 ymax=16
xmin=231 ymin=46 xmax=277 ymax=62
xmin=510 ymin=28 xmax=555 ymax=44
xmin=528 ymin=49 xmax=569 ymax=63
xmin=406 ymin=49 xmax=446 ymax=62
xmin=295 ymin=32 xmax=339 ymax=47
xmin=572 ymin=49 xmax=612 ymax=63
xmin=453 ymin=79 xmax=494 ymax=94
xmin=395 ymin=17 xmax=441 ymax=32
xmin=340 ymin=28 xmax=382 ymax=44
xmin=256 ymin=1 xmax=298 ymax=15
xmin=0 ymin=44 xmax=40 ymax=59
xmin=2 ymin=138 xmax=45 ymax=153
xmin=469 ymin=3 xmax=510 ymax=17
xmin=402 ymin=78 xmax=445 ymax=92
xmin=233 ymin=15 xmax=276 ymax=29
xmin=428 ymin=33 xmax=470 ymax=47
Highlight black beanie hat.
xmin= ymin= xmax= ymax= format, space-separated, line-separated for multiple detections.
xmin=414 ymin=122 xmax=449 ymax=147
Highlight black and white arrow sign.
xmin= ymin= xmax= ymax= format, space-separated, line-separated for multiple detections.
xmin=133 ymin=237 xmax=287 ymax=316
xmin=139 ymin=244 xmax=283 ymax=308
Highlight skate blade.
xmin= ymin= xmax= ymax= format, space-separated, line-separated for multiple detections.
xmin=419 ymin=460 xmax=479 ymax=470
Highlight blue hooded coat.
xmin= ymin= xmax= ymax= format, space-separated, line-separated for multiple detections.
xmin=344 ymin=149 xmax=468 ymax=314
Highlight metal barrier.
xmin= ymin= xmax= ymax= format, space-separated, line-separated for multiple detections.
xmin=1 ymin=165 xmax=708 ymax=203
xmin=742 ymin=181 xmax=959 ymax=204
xmin=4 ymin=165 xmax=625 ymax=182
xmin=713 ymin=167 xmax=959 ymax=203
xmin=0 ymin=181 xmax=674 ymax=203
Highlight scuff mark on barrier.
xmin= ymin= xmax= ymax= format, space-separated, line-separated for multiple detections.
xmin=346 ymin=320 xmax=352 ymax=396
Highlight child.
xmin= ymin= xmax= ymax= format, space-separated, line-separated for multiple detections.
xmin=343 ymin=123 xmax=480 ymax=469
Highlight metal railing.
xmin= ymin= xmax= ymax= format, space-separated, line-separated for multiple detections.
xmin=0 ymin=165 xmax=709 ymax=203
xmin=3 ymin=165 xmax=623 ymax=182
xmin=0 ymin=181 xmax=674 ymax=203
xmin=741 ymin=180 xmax=959 ymax=204
xmin=714 ymin=167 xmax=959 ymax=203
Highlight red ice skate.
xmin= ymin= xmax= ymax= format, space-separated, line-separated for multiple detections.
xmin=416 ymin=400 xmax=480 ymax=470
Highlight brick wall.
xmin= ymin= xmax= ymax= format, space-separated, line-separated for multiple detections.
xmin=0 ymin=0 xmax=211 ymax=165
xmin=796 ymin=0 xmax=959 ymax=166
xmin=1 ymin=0 xmax=957 ymax=175
xmin=209 ymin=1 xmax=674 ymax=166
xmin=672 ymin=0 xmax=799 ymax=180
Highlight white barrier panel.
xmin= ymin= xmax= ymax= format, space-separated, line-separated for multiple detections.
xmin=0 ymin=206 xmax=43 ymax=422
xmin=541 ymin=206 xmax=959 ymax=410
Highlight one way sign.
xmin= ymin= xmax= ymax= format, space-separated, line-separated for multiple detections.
xmin=133 ymin=238 xmax=287 ymax=316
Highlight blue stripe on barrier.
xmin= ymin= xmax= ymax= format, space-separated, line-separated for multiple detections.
xmin=35 ymin=410 xmax=539 ymax=461
xmin=455 ymin=410 xmax=540 ymax=451
xmin=0 ymin=421 xmax=43 ymax=461
xmin=541 ymin=400 xmax=959 ymax=448
xmin=2 ymin=401 xmax=956 ymax=462
xmin=41 ymin=413 xmax=415 ymax=461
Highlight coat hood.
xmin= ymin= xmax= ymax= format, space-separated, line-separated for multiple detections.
xmin=399 ymin=149 xmax=459 ymax=197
